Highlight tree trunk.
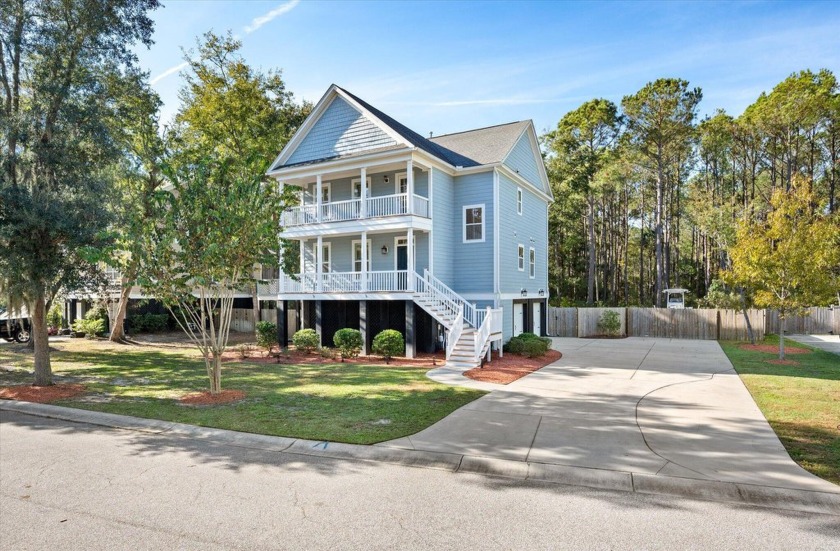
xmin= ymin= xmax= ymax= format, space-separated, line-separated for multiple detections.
xmin=738 ymin=288 xmax=755 ymax=345
xmin=586 ymin=196 xmax=595 ymax=305
xmin=779 ymin=317 xmax=786 ymax=360
xmin=211 ymin=354 xmax=222 ymax=394
xmin=32 ymin=294 xmax=52 ymax=386
xmin=109 ymin=282 xmax=132 ymax=342
xmin=252 ymin=283 xmax=260 ymax=333
xmin=655 ymin=159 xmax=665 ymax=307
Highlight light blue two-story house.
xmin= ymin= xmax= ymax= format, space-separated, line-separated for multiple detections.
xmin=267 ymin=85 xmax=552 ymax=368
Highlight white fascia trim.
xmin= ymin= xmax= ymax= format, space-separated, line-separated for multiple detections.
xmin=280 ymin=216 xmax=433 ymax=239
xmin=267 ymin=149 xmax=414 ymax=180
xmin=461 ymin=292 xmax=548 ymax=301
xmin=498 ymin=122 xmax=553 ymax=200
xmin=278 ymin=292 xmax=414 ymax=301
xmin=497 ymin=165 xmax=552 ymax=203
xmin=493 ymin=169 xmax=500 ymax=304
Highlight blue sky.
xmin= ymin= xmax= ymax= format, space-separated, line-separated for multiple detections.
xmin=138 ymin=0 xmax=840 ymax=136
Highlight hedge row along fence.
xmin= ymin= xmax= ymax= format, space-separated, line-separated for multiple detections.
xmin=546 ymin=306 xmax=839 ymax=341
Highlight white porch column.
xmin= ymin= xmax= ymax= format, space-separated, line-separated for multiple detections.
xmin=277 ymin=180 xmax=285 ymax=297
xmin=316 ymin=235 xmax=323 ymax=292
xmin=360 ymin=167 xmax=367 ymax=218
xmin=406 ymin=159 xmax=414 ymax=215
xmin=361 ymin=231 xmax=368 ymax=292
xmin=299 ymin=240 xmax=305 ymax=274
xmin=316 ymin=174 xmax=323 ymax=222
xmin=407 ymin=227 xmax=415 ymax=292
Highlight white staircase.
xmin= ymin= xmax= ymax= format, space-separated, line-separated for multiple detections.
xmin=412 ymin=270 xmax=502 ymax=370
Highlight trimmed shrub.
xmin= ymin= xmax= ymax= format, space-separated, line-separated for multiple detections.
xmin=128 ymin=313 xmax=169 ymax=333
xmin=256 ymin=321 xmax=278 ymax=355
xmin=596 ymin=310 xmax=622 ymax=336
xmin=333 ymin=328 xmax=363 ymax=361
xmin=72 ymin=317 xmax=105 ymax=339
xmin=372 ymin=329 xmax=404 ymax=364
xmin=292 ymin=328 xmax=320 ymax=353
xmin=504 ymin=332 xmax=551 ymax=358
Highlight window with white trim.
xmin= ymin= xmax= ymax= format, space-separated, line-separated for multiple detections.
xmin=529 ymin=247 xmax=536 ymax=278
xmin=463 ymin=205 xmax=484 ymax=242
xmin=320 ymin=242 xmax=331 ymax=273
xmin=396 ymin=172 xmax=408 ymax=195
xmin=518 ymin=244 xmax=525 ymax=271
xmin=352 ymin=240 xmax=371 ymax=272
xmin=517 ymin=187 xmax=523 ymax=215
xmin=351 ymin=177 xmax=371 ymax=199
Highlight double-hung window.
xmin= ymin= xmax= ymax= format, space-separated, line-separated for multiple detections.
xmin=517 ymin=187 xmax=523 ymax=215
xmin=463 ymin=205 xmax=484 ymax=242
xmin=518 ymin=244 xmax=525 ymax=271
xmin=529 ymin=247 xmax=536 ymax=278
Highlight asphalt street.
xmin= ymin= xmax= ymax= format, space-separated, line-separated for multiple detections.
xmin=2 ymin=411 xmax=838 ymax=550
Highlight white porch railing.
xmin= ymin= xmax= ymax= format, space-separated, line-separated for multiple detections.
xmin=422 ymin=269 xmax=484 ymax=328
xmin=281 ymin=192 xmax=429 ymax=227
xmin=446 ymin=304 xmax=464 ymax=360
xmin=474 ymin=307 xmax=503 ymax=360
xmin=279 ymin=271 xmax=409 ymax=293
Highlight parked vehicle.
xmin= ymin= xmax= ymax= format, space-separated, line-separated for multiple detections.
xmin=0 ymin=308 xmax=32 ymax=343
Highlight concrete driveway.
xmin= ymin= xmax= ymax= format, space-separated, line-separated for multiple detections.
xmin=788 ymin=334 xmax=840 ymax=356
xmin=382 ymin=337 xmax=839 ymax=494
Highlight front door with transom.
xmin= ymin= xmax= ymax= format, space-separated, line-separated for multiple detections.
xmin=395 ymin=237 xmax=408 ymax=291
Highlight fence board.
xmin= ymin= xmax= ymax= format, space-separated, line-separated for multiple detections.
xmin=718 ymin=309 xmax=765 ymax=341
xmin=577 ymin=307 xmax=626 ymax=337
xmin=628 ymin=308 xmax=718 ymax=339
xmin=547 ymin=307 xmax=577 ymax=337
xmin=765 ymin=307 xmax=835 ymax=335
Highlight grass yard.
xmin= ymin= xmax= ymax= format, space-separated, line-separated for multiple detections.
xmin=720 ymin=335 xmax=840 ymax=485
xmin=0 ymin=338 xmax=484 ymax=444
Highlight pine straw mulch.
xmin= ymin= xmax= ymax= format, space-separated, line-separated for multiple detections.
xmin=225 ymin=349 xmax=445 ymax=368
xmin=739 ymin=344 xmax=811 ymax=354
xmin=179 ymin=390 xmax=246 ymax=405
xmin=464 ymin=349 xmax=562 ymax=385
xmin=0 ymin=383 xmax=87 ymax=403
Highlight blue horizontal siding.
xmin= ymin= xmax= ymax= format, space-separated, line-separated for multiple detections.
xmin=431 ymin=168 xmax=454 ymax=286
xmin=287 ymin=97 xmax=397 ymax=165
xmin=452 ymin=171 xmax=494 ymax=294
xmin=498 ymin=173 xmax=548 ymax=295
xmin=503 ymin=131 xmax=544 ymax=194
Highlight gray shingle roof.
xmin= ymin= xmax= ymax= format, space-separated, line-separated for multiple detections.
xmin=338 ymin=87 xmax=529 ymax=168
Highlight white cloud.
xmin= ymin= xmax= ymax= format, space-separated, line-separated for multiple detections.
xmin=150 ymin=61 xmax=188 ymax=85
xmin=244 ymin=0 xmax=300 ymax=34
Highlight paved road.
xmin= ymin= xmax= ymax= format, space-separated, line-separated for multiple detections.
xmin=2 ymin=411 xmax=839 ymax=550
xmin=788 ymin=334 xmax=840 ymax=356
xmin=396 ymin=338 xmax=838 ymax=494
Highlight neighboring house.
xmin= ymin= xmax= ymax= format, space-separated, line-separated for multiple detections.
xmin=268 ymin=85 xmax=552 ymax=368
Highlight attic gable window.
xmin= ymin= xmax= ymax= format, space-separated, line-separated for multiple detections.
xmin=463 ymin=205 xmax=485 ymax=243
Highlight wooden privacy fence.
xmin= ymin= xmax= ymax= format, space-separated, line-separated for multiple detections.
xmin=544 ymin=306 xmax=840 ymax=341
xmin=230 ymin=308 xmax=275 ymax=333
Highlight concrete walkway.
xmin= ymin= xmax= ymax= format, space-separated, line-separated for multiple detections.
xmin=382 ymin=337 xmax=839 ymax=495
xmin=787 ymin=334 xmax=840 ymax=356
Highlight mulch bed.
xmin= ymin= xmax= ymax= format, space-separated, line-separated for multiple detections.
xmin=0 ymin=383 xmax=87 ymax=403
xmin=740 ymin=344 xmax=810 ymax=354
xmin=227 ymin=349 xmax=445 ymax=368
xmin=179 ymin=390 xmax=246 ymax=405
xmin=464 ymin=350 xmax=562 ymax=385
xmin=766 ymin=359 xmax=801 ymax=366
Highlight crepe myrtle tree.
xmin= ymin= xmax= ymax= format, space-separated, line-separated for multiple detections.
xmin=140 ymin=159 xmax=283 ymax=393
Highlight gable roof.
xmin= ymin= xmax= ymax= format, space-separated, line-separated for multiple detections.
xmin=269 ymin=85 xmax=544 ymax=183
xmin=428 ymin=121 xmax=531 ymax=166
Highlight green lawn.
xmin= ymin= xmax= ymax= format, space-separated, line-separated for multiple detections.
xmin=0 ymin=339 xmax=484 ymax=444
xmin=720 ymin=335 xmax=840 ymax=485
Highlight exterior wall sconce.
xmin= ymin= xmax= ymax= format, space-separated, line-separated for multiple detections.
xmin=520 ymin=288 xmax=527 ymax=297
xmin=538 ymin=289 xmax=545 ymax=296
xmin=381 ymin=245 xmax=388 ymax=255
xmin=384 ymin=175 xmax=390 ymax=183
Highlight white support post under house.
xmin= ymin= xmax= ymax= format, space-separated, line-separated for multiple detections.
xmin=360 ymin=167 xmax=367 ymax=218
xmin=316 ymin=174 xmax=323 ymax=222
xmin=407 ymin=228 xmax=415 ymax=291
xmin=277 ymin=180 xmax=284 ymax=296
xmin=316 ymin=235 xmax=323 ymax=292
xmin=361 ymin=231 xmax=368 ymax=292
xmin=406 ymin=159 xmax=414 ymax=215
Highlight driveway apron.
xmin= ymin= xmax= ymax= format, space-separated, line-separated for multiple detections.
xmin=381 ymin=337 xmax=838 ymax=494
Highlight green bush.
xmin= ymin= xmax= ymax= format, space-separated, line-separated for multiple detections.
xmin=372 ymin=330 xmax=404 ymax=364
xmin=596 ymin=310 xmax=622 ymax=336
xmin=47 ymin=301 xmax=64 ymax=328
xmin=72 ymin=317 xmax=105 ymax=339
xmin=256 ymin=321 xmax=278 ymax=355
xmin=333 ymin=328 xmax=363 ymax=361
xmin=128 ymin=313 xmax=169 ymax=333
xmin=504 ymin=332 xmax=551 ymax=357
xmin=292 ymin=328 xmax=320 ymax=353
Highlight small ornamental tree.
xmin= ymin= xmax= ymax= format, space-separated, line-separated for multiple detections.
xmin=140 ymin=160 xmax=282 ymax=394
xmin=372 ymin=330 xmax=404 ymax=364
xmin=725 ymin=180 xmax=840 ymax=359
xmin=333 ymin=328 xmax=363 ymax=361
xmin=596 ymin=310 xmax=622 ymax=336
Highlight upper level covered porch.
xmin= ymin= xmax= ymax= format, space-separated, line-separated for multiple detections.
xmin=276 ymin=154 xmax=433 ymax=239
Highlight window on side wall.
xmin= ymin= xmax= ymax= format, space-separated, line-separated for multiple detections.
xmin=517 ymin=187 xmax=523 ymax=215
xmin=396 ymin=172 xmax=408 ymax=195
xmin=463 ymin=204 xmax=484 ymax=242
xmin=529 ymin=247 xmax=536 ymax=278
xmin=518 ymin=244 xmax=525 ymax=271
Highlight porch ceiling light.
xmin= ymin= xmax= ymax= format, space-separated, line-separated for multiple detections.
xmin=521 ymin=288 xmax=527 ymax=297
xmin=381 ymin=245 xmax=388 ymax=255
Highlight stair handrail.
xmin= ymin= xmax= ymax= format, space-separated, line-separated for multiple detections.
xmin=413 ymin=272 xmax=460 ymax=324
xmin=423 ymin=269 xmax=482 ymax=328
xmin=446 ymin=304 xmax=463 ymax=361
xmin=473 ymin=307 xmax=493 ymax=361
